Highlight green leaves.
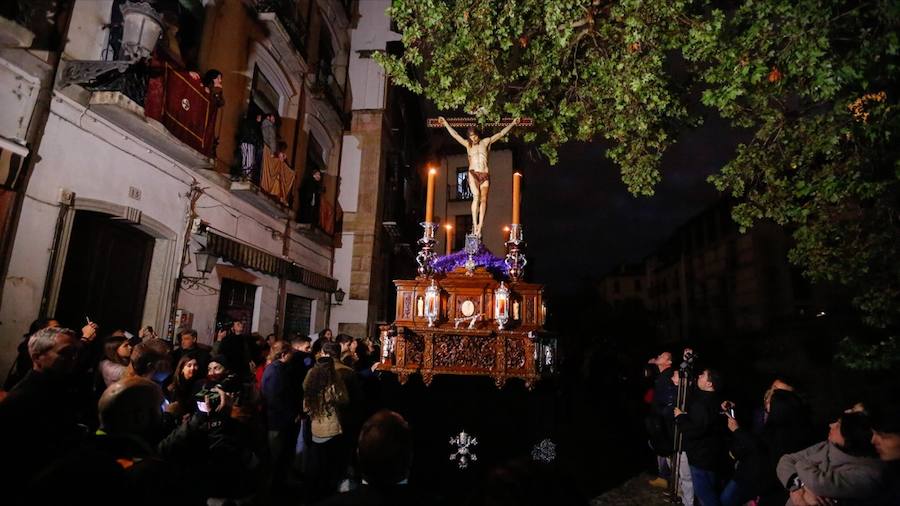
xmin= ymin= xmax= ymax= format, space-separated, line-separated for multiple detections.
xmin=381 ymin=0 xmax=900 ymax=360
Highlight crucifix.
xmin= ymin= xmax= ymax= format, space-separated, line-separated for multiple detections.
xmin=429 ymin=117 xmax=532 ymax=238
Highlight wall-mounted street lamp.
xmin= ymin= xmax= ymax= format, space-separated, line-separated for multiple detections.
xmin=61 ymin=1 xmax=165 ymax=87
xmin=332 ymin=287 xmax=346 ymax=306
xmin=180 ymin=248 xmax=218 ymax=289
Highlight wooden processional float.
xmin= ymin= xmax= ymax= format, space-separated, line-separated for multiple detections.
xmin=376 ymin=117 xmax=556 ymax=389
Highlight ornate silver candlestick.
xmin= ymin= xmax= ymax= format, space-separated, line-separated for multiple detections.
xmin=464 ymin=233 xmax=479 ymax=276
xmin=504 ymin=224 xmax=527 ymax=282
xmin=416 ymin=221 xmax=438 ymax=277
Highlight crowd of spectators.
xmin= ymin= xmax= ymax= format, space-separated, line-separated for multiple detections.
xmin=643 ymin=348 xmax=899 ymax=506
xmin=0 ymin=319 xmax=424 ymax=505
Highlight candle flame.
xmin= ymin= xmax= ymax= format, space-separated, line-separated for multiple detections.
xmin=429 ymin=168 xmax=437 ymax=175
xmin=445 ymin=224 xmax=453 ymax=230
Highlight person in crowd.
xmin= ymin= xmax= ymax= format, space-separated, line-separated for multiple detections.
xmin=127 ymin=338 xmax=173 ymax=385
xmin=776 ymin=411 xmax=883 ymax=505
xmin=3 ymin=317 xmax=59 ymax=390
xmin=138 ymin=325 xmax=158 ymax=341
xmin=720 ymin=388 xmax=814 ymax=506
xmin=173 ymin=328 xmax=211 ymax=367
xmin=0 ymin=327 xmax=84 ymax=501
xmin=319 ymin=328 xmax=334 ymax=342
xmin=336 ymin=334 xmax=355 ymax=366
xmin=869 ymin=402 xmax=900 ymax=505
xmin=318 ymin=410 xmax=443 ymax=506
xmin=215 ymin=320 xmax=253 ymax=380
xmin=290 ymin=335 xmax=316 ymax=382
xmin=261 ymin=341 xmax=300 ymax=495
xmin=646 ymin=350 xmax=676 ymax=488
xmin=99 ymin=335 xmax=132 ymax=387
xmin=167 ymin=355 xmax=203 ymax=418
xmin=674 ymin=368 xmax=726 ymax=506
xmin=252 ymin=334 xmax=271 ymax=385
xmin=304 ymin=351 xmax=350 ymax=502
xmin=352 ymin=338 xmax=374 ymax=372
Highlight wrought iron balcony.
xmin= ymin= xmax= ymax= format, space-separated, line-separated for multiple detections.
xmin=254 ymin=0 xmax=308 ymax=56
xmin=312 ymin=63 xmax=346 ymax=119
xmin=66 ymin=58 xmax=218 ymax=169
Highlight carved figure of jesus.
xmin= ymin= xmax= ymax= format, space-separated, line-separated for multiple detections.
xmin=439 ymin=116 xmax=519 ymax=237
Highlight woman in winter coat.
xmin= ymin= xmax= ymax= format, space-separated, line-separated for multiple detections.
xmin=303 ymin=355 xmax=349 ymax=502
xmin=776 ymin=411 xmax=883 ymax=506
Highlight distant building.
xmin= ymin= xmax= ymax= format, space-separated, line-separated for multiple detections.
xmin=330 ymin=0 xmax=425 ymax=339
xmin=598 ymin=199 xmax=828 ymax=342
xmin=597 ymin=263 xmax=648 ymax=307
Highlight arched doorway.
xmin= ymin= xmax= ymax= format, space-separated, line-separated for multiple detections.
xmin=55 ymin=210 xmax=154 ymax=333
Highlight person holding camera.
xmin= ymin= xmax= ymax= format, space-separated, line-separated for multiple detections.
xmin=674 ymin=368 xmax=727 ymax=506
xmin=719 ymin=388 xmax=813 ymax=506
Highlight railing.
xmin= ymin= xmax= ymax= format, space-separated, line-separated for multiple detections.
xmin=81 ymin=59 xmax=219 ymax=158
xmin=319 ymin=200 xmax=336 ymax=236
xmin=314 ymin=63 xmax=345 ymax=116
xmin=255 ymin=0 xmax=308 ymax=56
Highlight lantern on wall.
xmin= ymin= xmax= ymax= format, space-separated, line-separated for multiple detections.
xmin=495 ymin=282 xmax=510 ymax=330
xmin=424 ymin=280 xmax=440 ymax=327
xmin=120 ymin=1 xmax=164 ymax=61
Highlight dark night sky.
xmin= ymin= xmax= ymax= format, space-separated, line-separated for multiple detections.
xmin=516 ymin=114 xmax=743 ymax=294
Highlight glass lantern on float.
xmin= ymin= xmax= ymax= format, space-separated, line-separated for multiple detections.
xmin=495 ymin=282 xmax=510 ymax=330
xmin=424 ymin=280 xmax=440 ymax=327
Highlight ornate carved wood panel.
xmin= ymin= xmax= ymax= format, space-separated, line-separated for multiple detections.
xmin=385 ymin=268 xmax=551 ymax=389
xmin=404 ymin=331 xmax=425 ymax=366
xmin=504 ymin=337 xmax=527 ymax=370
xmin=433 ymin=333 xmax=496 ymax=369
xmin=402 ymin=293 xmax=412 ymax=320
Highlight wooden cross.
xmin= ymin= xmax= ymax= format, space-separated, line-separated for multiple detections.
xmin=427 ymin=117 xmax=534 ymax=128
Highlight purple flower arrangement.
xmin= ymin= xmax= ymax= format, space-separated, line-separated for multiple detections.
xmin=431 ymin=243 xmax=509 ymax=277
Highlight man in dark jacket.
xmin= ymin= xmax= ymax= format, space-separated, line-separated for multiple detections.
xmin=261 ymin=341 xmax=300 ymax=494
xmin=647 ymin=351 xmax=677 ymax=486
xmin=675 ymin=368 xmax=726 ymax=506
xmin=317 ymin=410 xmax=442 ymax=506
xmin=0 ymin=327 xmax=84 ymax=503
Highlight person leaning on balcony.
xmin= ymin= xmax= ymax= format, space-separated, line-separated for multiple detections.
xmin=262 ymin=112 xmax=278 ymax=153
xmin=299 ymin=168 xmax=324 ymax=224
xmin=238 ymin=112 xmax=263 ymax=181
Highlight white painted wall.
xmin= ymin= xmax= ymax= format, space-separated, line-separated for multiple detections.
xmin=337 ymin=134 xmax=360 ymax=212
xmin=65 ymin=0 xmax=115 ymax=61
xmin=0 ymin=56 xmax=40 ymax=143
xmin=330 ymin=232 xmax=368 ymax=328
xmin=349 ymin=0 xmax=399 ymax=111
xmin=1 ymin=91 xmax=334 ymax=371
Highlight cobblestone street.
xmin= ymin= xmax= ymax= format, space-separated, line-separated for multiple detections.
xmin=591 ymin=474 xmax=671 ymax=506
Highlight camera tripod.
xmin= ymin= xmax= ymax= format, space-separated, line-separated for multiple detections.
xmin=667 ymin=353 xmax=695 ymax=504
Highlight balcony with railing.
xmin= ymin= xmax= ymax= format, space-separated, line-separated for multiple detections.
xmin=63 ymin=56 xmax=218 ymax=170
xmin=382 ymin=173 xmax=419 ymax=248
xmin=253 ymin=0 xmax=309 ymax=63
xmin=59 ymin=1 xmax=220 ymax=170
xmin=312 ymin=63 xmax=345 ymax=118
